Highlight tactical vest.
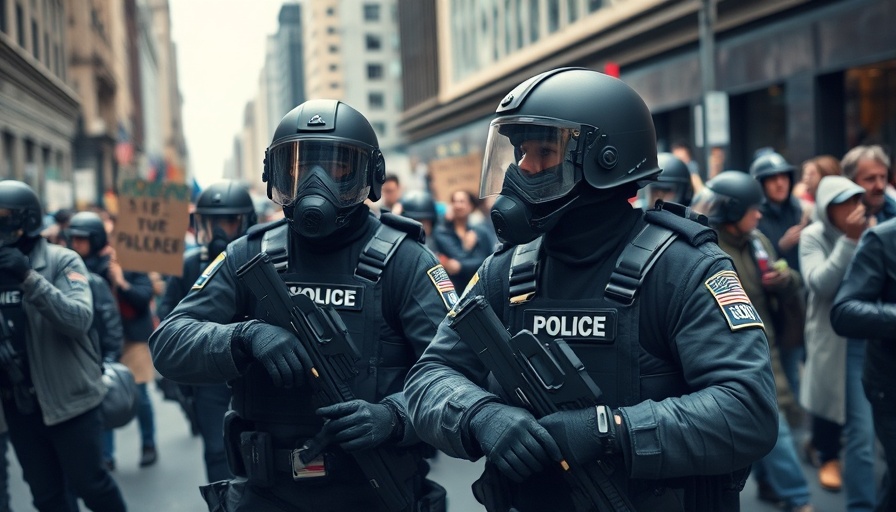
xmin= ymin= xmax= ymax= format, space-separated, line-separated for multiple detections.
xmin=230 ymin=214 xmax=424 ymax=437
xmin=488 ymin=202 xmax=724 ymax=511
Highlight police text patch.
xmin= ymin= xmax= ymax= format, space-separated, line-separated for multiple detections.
xmin=704 ymin=270 xmax=764 ymax=331
xmin=427 ymin=265 xmax=458 ymax=310
xmin=524 ymin=309 xmax=617 ymax=343
xmin=192 ymin=252 xmax=226 ymax=290
xmin=286 ymin=283 xmax=364 ymax=311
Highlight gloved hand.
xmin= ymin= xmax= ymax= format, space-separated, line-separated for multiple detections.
xmin=538 ymin=406 xmax=616 ymax=466
xmin=469 ymin=403 xmax=562 ymax=483
xmin=0 ymin=247 xmax=30 ymax=282
xmin=317 ymin=399 xmax=399 ymax=452
xmin=238 ymin=321 xmax=308 ymax=388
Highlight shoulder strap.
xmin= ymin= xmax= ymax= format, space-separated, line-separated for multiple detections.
xmin=260 ymin=222 xmax=290 ymax=272
xmin=354 ymin=223 xmax=407 ymax=283
xmin=605 ymin=201 xmax=717 ymax=305
xmin=379 ymin=211 xmax=425 ymax=244
xmin=507 ymin=237 xmax=542 ymax=305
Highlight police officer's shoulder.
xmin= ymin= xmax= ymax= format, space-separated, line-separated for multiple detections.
xmin=379 ymin=211 xmax=425 ymax=244
xmin=246 ymin=217 xmax=288 ymax=240
xmin=643 ymin=200 xmax=716 ymax=248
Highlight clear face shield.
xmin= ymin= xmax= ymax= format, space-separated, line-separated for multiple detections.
xmin=194 ymin=213 xmax=249 ymax=246
xmin=479 ymin=117 xmax=586 ymax=204
xmin=266 ymin=139 xmax=372 ymax=208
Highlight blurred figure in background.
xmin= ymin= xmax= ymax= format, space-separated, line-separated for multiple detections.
xmin=795 ymin=155 xmax=842 ymax=205
xmin=379 ymin=173 xmax=403 ymax=215
xmin=433 ymin=189 xmax=497 ymax=290
xmin=156 ymin=180 xmax=256 ymax=484
xmin=841 ymin=145 xmax=896 ymax=224
xmin=641 ymin=152 xmax=695 ymax=207
xmin=799 ymin=176 xmax=877 ymax=506
xmin=670 ymin=140 xmax=705 ymax=194
xmin=398 ymin=189 xmax=440 ymax=254
xmin=691 ymin=171 xmax=813 ymax=512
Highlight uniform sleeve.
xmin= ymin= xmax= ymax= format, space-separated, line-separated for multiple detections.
xmin=830 ymin=230 xmax=896 ymax=336
xmin=92 ymin=277 xmax=124 ymax=360
xmin=619 ymin=245 xmax=778 ymax=479
xmin=404 ymin=255 xmax=504 ymax=460
xmin=149 ymin=245 xmax=249 ymax=384
xmin=22 ymin=248 xmax=94 ymax=338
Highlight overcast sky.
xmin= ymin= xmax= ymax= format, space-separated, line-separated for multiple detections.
xmin=168 ymin=0 xmax=289 ymax=188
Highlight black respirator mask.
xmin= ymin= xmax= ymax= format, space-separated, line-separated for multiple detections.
xmin=284 ymin=165 xmax=363 ymax=239
xmin=490 ymin=163 xmax=582 ymax=245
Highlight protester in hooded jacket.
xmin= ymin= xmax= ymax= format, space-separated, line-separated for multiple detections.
xmin=799 ymin=176 xmax=878 ymax=507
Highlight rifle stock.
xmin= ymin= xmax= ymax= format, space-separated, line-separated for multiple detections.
xmin=236 ymin=252 xmax=416 ymax=512
xmin=448 ymin=295 xmax=636 ymax=512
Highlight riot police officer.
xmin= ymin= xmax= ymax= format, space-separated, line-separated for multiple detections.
xmin=150 ymin=99 xmax=452 ymax=511
xmin=642 ymin=152 xmax=694 ymax=207
xmin=403 ymin=68 xmax=778 ymax=512
xmin=398 ymin=190 xmax=439 ymax=253
xmin=155 ymin=180 xmax=257 ymax=484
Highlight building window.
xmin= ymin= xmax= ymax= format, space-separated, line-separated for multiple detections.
xmin=363 ymin=4 xmax=380 ymax=21
xmin=329 ymin=63 xmax=338 ymax=72
xmin=367 ymin=63 xmax=383 ymax=80
xmin=368 ymin=92 xmax=384 ymax=109
xmin=31 ymin=19 xmax=37 ymax=57
xmin=365 ymin=33 xmax=381 ymax=50
xmin=16 ymin=3 xmax=24 ymax=47
xmin=330 ymin=82 xmax=340 ymax=90
xmin=372 ymin=122 xmax=386 ymax=136
xmin=547 ymin=0 xmax=560 ymax=33
xmin=0 ymin=0 xmax=7 ymax=33
xmin=588 ymin=0 xmax=603 ymax=12
xmin=326 ymin=26 xmax=336 ymax=35
xmin=328 ymin=44 xmax=338 ymax=53
xmin=326 ymin=7 xmax=335 ymax=15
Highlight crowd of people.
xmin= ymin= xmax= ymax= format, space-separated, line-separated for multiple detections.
xmin=0 ymin=67 xmax=893 ymax=512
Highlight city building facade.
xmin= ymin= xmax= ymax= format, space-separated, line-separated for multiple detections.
xmin=398 ymin=0 xmax=896 ymax=202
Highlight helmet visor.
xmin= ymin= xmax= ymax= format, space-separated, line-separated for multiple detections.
xmin=267 ymin=139 xmax=371 ymax=207
xmin=480 ymin=117 xmax=584 ymax=204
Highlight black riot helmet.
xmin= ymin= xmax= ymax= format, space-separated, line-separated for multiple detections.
xmin=646 ymin=152 xmax=694 ymax=205
xmin=690 ymin=171 xmax=764 ymax=226
xmin=399 ymin=190 xmax=437 ymax=221
xmin=0 ymin=180 xmax=44 ymax=247
xmin=67 ymin=211 xmax=108 ymax=255
xmin=481 ymin=68 xmax=660 ymax=244
xmin=749 ymin=151 xmax=795 ymax=182
xmin=194 ymin=180 xmax=257 ymax=258
xmin=263 ymin=99 xmax=386 ymax=239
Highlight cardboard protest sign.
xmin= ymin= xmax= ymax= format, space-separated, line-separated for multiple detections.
xmin=114 ymin=179 xmax=190 ymax=277
xmin=427 ymin=152 xmax=482 ymax=204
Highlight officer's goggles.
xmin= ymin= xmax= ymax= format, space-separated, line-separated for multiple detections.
xmin=0 ymin=211 xmax=23 ymax=247
xmin=266 ymin=139 xmax=371 ymax=207
xmin=480 ymin=117 xmax=585 ymax=204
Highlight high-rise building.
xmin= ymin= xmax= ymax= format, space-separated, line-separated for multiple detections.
xmin=302 ymin=0 xmax=404 ymax=152
xmin=0 ymin=0 xmax=78 ymax=211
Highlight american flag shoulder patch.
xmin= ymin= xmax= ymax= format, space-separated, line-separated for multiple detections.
xmin=67 ymin=270 xmax=88 ymax=284
xmin=426 ymin=264 xmax=458 ymax=310
xmin=704 ymin=270 xmax=764 ymax=331
xmin=192 ymin=252 xmax=226 ymax=290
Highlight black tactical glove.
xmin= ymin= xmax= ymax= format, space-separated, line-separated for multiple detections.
xmin=0 ymin=247 xmax=30 ymax=282
xmin=317 ymin=399 xmax=400 ymax=452
xmin=237 ymin=321 xmax=308 ymax=388
xmin=469 ymin=403 xmax=562 ymax=483
xmin=538 ymin=405 xmax=619 ymax=466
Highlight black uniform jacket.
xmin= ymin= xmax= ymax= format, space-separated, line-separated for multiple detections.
xmin=405 ymin=210 xmax=779 ymax=481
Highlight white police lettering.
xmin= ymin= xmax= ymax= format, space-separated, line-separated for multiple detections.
xmin=0 ymin=290 xmax=22 ymax=305
xmin=288 ymin=285 xmax=357 ymax=307
xmin=532 ymin=314 xmax=607 ymax=338
xmin=727 ymin=304 xmax=757 ymax=321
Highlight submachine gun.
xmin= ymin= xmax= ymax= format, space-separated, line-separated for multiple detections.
xmin=448 ymin=294 xmax=637 ymax=512
xmin=236 ymin=252 xmax=417 ymax=512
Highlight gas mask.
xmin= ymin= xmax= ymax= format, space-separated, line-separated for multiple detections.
xmin=490 ymin=164 xmax=582 ymax=245
xmin=284 ymin=165 xmax=364 ymax=239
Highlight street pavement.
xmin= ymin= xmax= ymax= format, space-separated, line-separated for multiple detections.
xmin=8 ymin=384 xmax=872 ymax=511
